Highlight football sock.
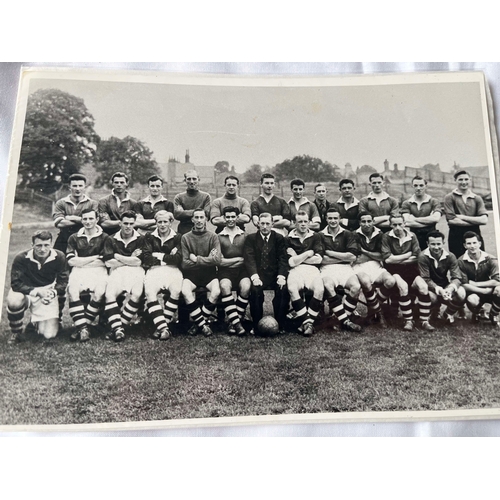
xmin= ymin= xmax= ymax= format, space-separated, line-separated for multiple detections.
xmin=399 ymin=295 xmax=413 ymax=321
xmin=491 ymin=296 xmax=500 ymax=316
xmin=187 ymin=301 xmax=207 ymax=327
xmin=85 ymin=299 xmax=102 ymax=324
xmin=328 ymin=295 xmax=348 ymax=323
xmin=291 ymin=298 xmax=308 ymax=322
xmin=201 ymin=299 xmax=217 ymax=319
xmin=104 ymin=301 xmax=122 ymax=332
xmin=305 ymin=296 xmax=322 ymax=325
xmin=122 ymin=299 xmax=141 ymax=326
xmin=235 ymin=295 xmax=249 ymax=318
xmin=221 ymin=294 xmax=240 ymax=326
xmin=69 ymin=300 xmax=87 ymax=327
xmin=417 ymin=293 xmax=431 ymax=322
xmin=163 ymin=297 xmax=179 ymax=324
xmin=365 ymin=288 xmax=381 ymax=314
xmin=7 ymin=304 xmax=26 ymax=335
xmin=147 ymin=300 xmax=168 ymax=332
xmin=344 ymin=295 xmax=358 ymax=316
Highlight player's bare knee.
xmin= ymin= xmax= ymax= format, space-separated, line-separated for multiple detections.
xmin=467 ymin=294 xmax=480 ymax=308
xmin=494 ymin=285 xmax=500 ymax=298
xmin=6 ymin=289 xmax=26 ymax=309
xmin=456 ymin=286 xmax=466 ymax=301
xmin=239 ymin=279 xmax=251 ymax=296
xmin=220 ymin=279 xmax=232 ymax=296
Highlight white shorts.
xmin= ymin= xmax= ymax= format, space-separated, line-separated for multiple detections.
xmin=287 ymin=264 xmax=321 ymax=291
xmin=144 ymin=265 xmax=183 ymax=295
xmin=28 ymin=285 xmax=59 ymax=323
xmin=320 ymin=264 xmax=356 ymax=287
xmin=108 ymin=266 xmax=145 ymax=295
xmin=69 ymin=266 xmax=108 ymax=294
xmin=353 ymin=261 xmax=385 ymax=283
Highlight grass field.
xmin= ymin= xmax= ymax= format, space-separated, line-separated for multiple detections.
xmin=1 ymin=207 xmax=499 ymax=425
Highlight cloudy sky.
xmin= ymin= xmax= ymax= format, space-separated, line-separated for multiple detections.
xmin=28 ymin=75 xmax=490 ymax=173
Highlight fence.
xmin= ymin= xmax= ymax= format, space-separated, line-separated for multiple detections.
xmin=15 ymin=188 xmax=55 ymax=216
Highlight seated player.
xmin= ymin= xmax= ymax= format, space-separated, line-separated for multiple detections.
xmin=7 ymin=230 xmax=69 ymax=343
xmin=286 ymin=211 xmax=325 ymax=336
xmin=181 ymin=209 xmax=221 ymax=336
xmin=103 ymin=211 xmax=146 ymax=342
xmin=66 ymin=208 xmax=110 ymax=342
xmin=218 ymin=206 xmax=250 ymax=336
xmin=417 ymin=230 xmax=466 ymax=324
xmin=319 ymin=208 xmax=362 ymax=332
xmin=381 ymin=215 xmax=434 ymax=331
xmin=458 ymin=231 xmax=500 ymax=325
xmin=243 ymin=212 xmax=289 ymax=334
xmin=142 ymin=210 xmax=183 ymax=340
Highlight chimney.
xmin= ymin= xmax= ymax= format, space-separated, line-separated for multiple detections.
xmin=185 ymin=149 xmax=190 ymax=164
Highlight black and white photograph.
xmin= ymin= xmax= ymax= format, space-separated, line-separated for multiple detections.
xmin=1 ymin=68 xmax=499 ymax=430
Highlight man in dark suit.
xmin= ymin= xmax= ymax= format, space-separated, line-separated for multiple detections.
xmin=243 ymin=212 xmax=289 ymax=334
xmin=313 ymin=183 xmax=332 ymax=231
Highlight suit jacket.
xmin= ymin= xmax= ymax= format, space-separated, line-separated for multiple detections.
xmin=314 ymin=199 xmax=332 ymax=231
xmin=243 ymin=231 xmax=289 ymax=282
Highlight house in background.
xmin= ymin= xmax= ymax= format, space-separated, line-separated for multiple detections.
xmin=158 ymin=150 xmax=215 ymax=187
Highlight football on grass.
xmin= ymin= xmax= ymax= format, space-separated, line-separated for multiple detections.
xmin=257 ymin=316 xmax=279 ymax=336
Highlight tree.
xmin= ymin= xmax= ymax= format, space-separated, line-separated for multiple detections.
xmin=214 ymin=160 xmax=230 ymax=175
xmin=274 ymin=155 xmax=336 ymax=182
xmin=95 ymin=136 xmax=159 ymax=187
xmin=242 ymin=164 xmax=264 ymax=183
xmin=18 ymin=88 xmax=100 ymax=193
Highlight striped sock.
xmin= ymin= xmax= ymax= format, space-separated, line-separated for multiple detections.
xmin=163 ymin=297 xmax=179 ymax=324
xmin=305 ymin=297 xmax=322 ymax=325
xmin=292 ymin=298 xmax=308 ymax=323
xmin=491 ymin=296 xmax=500 ymax=316
xmin=235 ymin=295 xmax=249 ymax=318
xmin=147 ymin=300 xmax=168 ymax=332
xmin=69 ymin=300 xmax=87 ymax=327
xmin=399 ymin=295 xmax=413 ymax=321
xmin=417 ymin=293 xmax=431 ymax=322
xmin=122 ymin=299 xmax=141 ymax=326
xmin=105 ymin=301 xmax=122 ymax=332
xmin=377 ymin=285 xmax=392 ymax=303
xmin=7 ymin=305 xmax=26 ymax=335
xmin=328 ymin=295 xmax=348 ymax=323
xmin=344 ymin=295 xmax=358 ymax=316
xmin=58 ymin=293 xmax=66 ymax=321
xmin=85 ymin=299 xmax=102 ymax=324
xmin=201 ymin=299 xmax=217 ymax=319
xmin=221 ymin=294 xmax=240 ymax=326
xmin=187 ymin=301 xmax=206 ymax=327
xmin=365 ymin=289 xmax=381 ymax=314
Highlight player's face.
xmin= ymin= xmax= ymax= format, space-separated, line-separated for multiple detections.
xmin=148 ymin=180 xmax=163 ymax=197
xmin=295 ymin=215 xmax=309 ymax=233
xmin=69 ymin=180 xmax=86 ymax=198
xmin=261 ymin=178 xmax=275 ymax=195
xmin=112 ymin=176 xmax=128 ymax=193
xmin=224 ymin=211 xmax=237 ymax=229
xmin=120 ymin=217 xmax=136 ymax=237
xmin=370 ymin=177 xmax=384 ymax=194
xmin=32 ymin=238 xmax=52 ymax=260
xmin=340 ymin=183 xmax=355 ymax=199
xmin=258 ymin=216 xmax=273 ymax=236
xmin=225 ymin=179 xmax=238 ymax=196
xmin=326 ymin=212 xmax=340 ymax=229
xmin=192 ymin=211 xmax=206 ymax=230
xmin=427 ymin=236 xmax=444 ymax=257
xmin=456 ymin=174 xmax=470 ymax=191
xmin=185 ymin=173 xmax=199 ymax=190
xmin=315 ymin=186 xmax=327 ymax=202
xmin=82 ymin=211 xmax=97 ymax=230
xmin=156 ymin=215 xmax=172 ymax=234
xmin=390 ymin=217 xmax=405 ymax=236
xmin=359 ymin=215 xmax=374 ymax=233
xmin=291 ymin=184 xmax=304 ymax=200
xmin=464 ymin=237 xmax=481 ymax=255
xmin=413 ymin=180 xmax=427 ymax=196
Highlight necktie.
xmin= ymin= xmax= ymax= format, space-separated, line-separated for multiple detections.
xmin=262 ymin=236 xmax=270 ymax=269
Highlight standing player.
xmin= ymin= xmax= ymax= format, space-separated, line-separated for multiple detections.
xmin=141 ymin=210 xmax=183 ymax=340
xmin=313 ymin=183 xmax=332 ymax=231
xmin=218 ymin=206 xmax=250 ymax=336
xmin=286 ymin=211 xmax=324 ymax=336
xmin=180 ymin=209 xmax=221 ymax=336
xmin=102 ymin=211 xmax=146 ymax=342
xmin=52 ymin=174 xmax=98 ymax=252
xmin=174 ymin=170 xmax=211 ymax=235
xmin=7 ymin=231 xmax=69 ymax=343
xmin=210 ymin=175 xmax=251 ymax=233
xmin=333 ymin=178 xmax=361 ymax=231
xmin=458 ymin=231 xmax=500 ymax=325
xmin=381 ymin=215 xmax=434 ymax=331
xmin=288 ymin=178 xmax=321 ymax=231
xmin=98 ymin=172 xmax=138 ymax=235
xmin=134 ymin=175 xmax=174 ymax=234
xmin=417 ymin=230 xmax=466 ymax=324
xmin=401 ymin=176 xmax=442 ymax=250
xmin=243 ymin=212 xmax=289 ymax=334
xmin=443 ymin=170 xmax=488 ymax=258
xmin=66 ymin=208 xmax=110 ymax=342
xmin=359 ymin=173 xmax=399 ymax=233
xmin=250 ymin=173 xmax=291 ymax=236
xmin=319 ymin=208 xmax=362 ymax=332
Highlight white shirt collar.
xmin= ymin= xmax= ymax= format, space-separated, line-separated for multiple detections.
xmin=367 ymin=191 xmax=390 ymax=201
xmin=336 ymin=196 xmax=360 ymax=207
xmin=111 ymin=189 xmax=131 ymax=202
xmin=407 ymin=194 xmax=431 ymax=204
xmin=423 ymin=247 xmax=450 ymax=265
xmin=25 ymin=249 xmax=58 ymax=268
xmin=289 ymin=228 xmax=315 ymax=240
xmin=388 ymin=229 xmax=413 ymax=244
xmin=219 ymin=226 xmax=244 ymax=237
xmin=355 ymin=226 xmax=381 ymax=241
xmin=288 ymin=196 xmax=312 ymax=207
xmin=151 ymin=228 xmax=177 ymax=242
xmin=462 ymin=250 xmax=489 ymax=265
xmin=452 ymin=189 xmax=477 ymax=200
xmin=62 ymin=194 xmax=90 ymax=205
xmin=76 ymin=225 xmax=103 ymax=240
xmin=321 ymin=225 xmax=345 ymax=238
xmin=113 ymin=228 xmax=140 ymax=244
xmin=141 ymin=194 xmax=168 ymax=204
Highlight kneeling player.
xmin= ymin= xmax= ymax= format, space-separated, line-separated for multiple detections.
xmin=458 ymin=231 xmax=500 ymax=325
xmin=286 ymin=211 xmax=324 ymax=336
xmin=181 ymin=209 xmax=221 ymax=336
xmin=218 ymin=206 xmax=250 ymax=336
xmin=7 ymin=230 xmax=69 ymax=342
xmin=142 ymin=210 xmax=183 ymax=340
xmin=418 ymin=231 xmax=466 ymax=324
xmin=67 ymin=208 xmax=109 ymax=341
xmin=103 ymin=211 xmax=146 ymax=342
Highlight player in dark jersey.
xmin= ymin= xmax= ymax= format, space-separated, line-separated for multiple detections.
xmin=288 ymin=178 xmax=321 ymax=231
xmin=333 ymin=178 xmax=361 ymax=231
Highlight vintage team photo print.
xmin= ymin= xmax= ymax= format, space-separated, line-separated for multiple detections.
xmin=0 ymin=69 xmax=499 ymax=429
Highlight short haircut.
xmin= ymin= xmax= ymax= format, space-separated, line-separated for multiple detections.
xmin=294 ymin=210 xmax=309 ymax=221
xmin=192 ymin=207 xmax=206 ymax=216
xmin=184 ymin=170 xmax=199 ymax=180
xmin=224 ymin=175 xmax=240 ymax=185
xmin=290 ymin=178 xmax=305 ymax=189
xmin=358 ymin=211 xmax=373 ymax=221
xmin=258 ymin=212 xmax=272 ymax=220
xmin=69 ymin=174 xmax=87 ymax=184
xmin=260 ymin=173 xmax=275 ymax=184
xmin=222 ymin=205 xmax=240 ymax=216
xmin=32 ymin=230 xmax=52 ymax=244
xmin=148 ymin=175 xmax=163 ymax=185
xmin=120 ymin=210 xmax=137 ymax=221
xmin=326 ymin=207 xmax=340 ymax=216
xmin=463 ymin=231 xmax=480 ymax=243
xmin=389 ymin=214 xmax=404 ymax=223
xmin=314 ymin=183 xmax=326 ymax=192
xmin=412 ymin=175 xmax=427 ymax=185
xmin=454 ymin=170 xmax=470 ymax=180
xmin=154 ymin=210 xmax=173 ymax=222
xmin=426 ymin=230 xmax=445 ymax=241
xmin=369 ymin=173 xmax=384 ymax=182
xmin=81 ymin=207 xmax=98 ymax=218
xmin=339 ymin=178 xmax=355 ymax=188
xmin=111 ymin=171 xmax=129 ymax=183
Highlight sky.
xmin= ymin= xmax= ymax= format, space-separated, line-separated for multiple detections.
xmin=28 ymin=76 xmax=490 ymax=174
